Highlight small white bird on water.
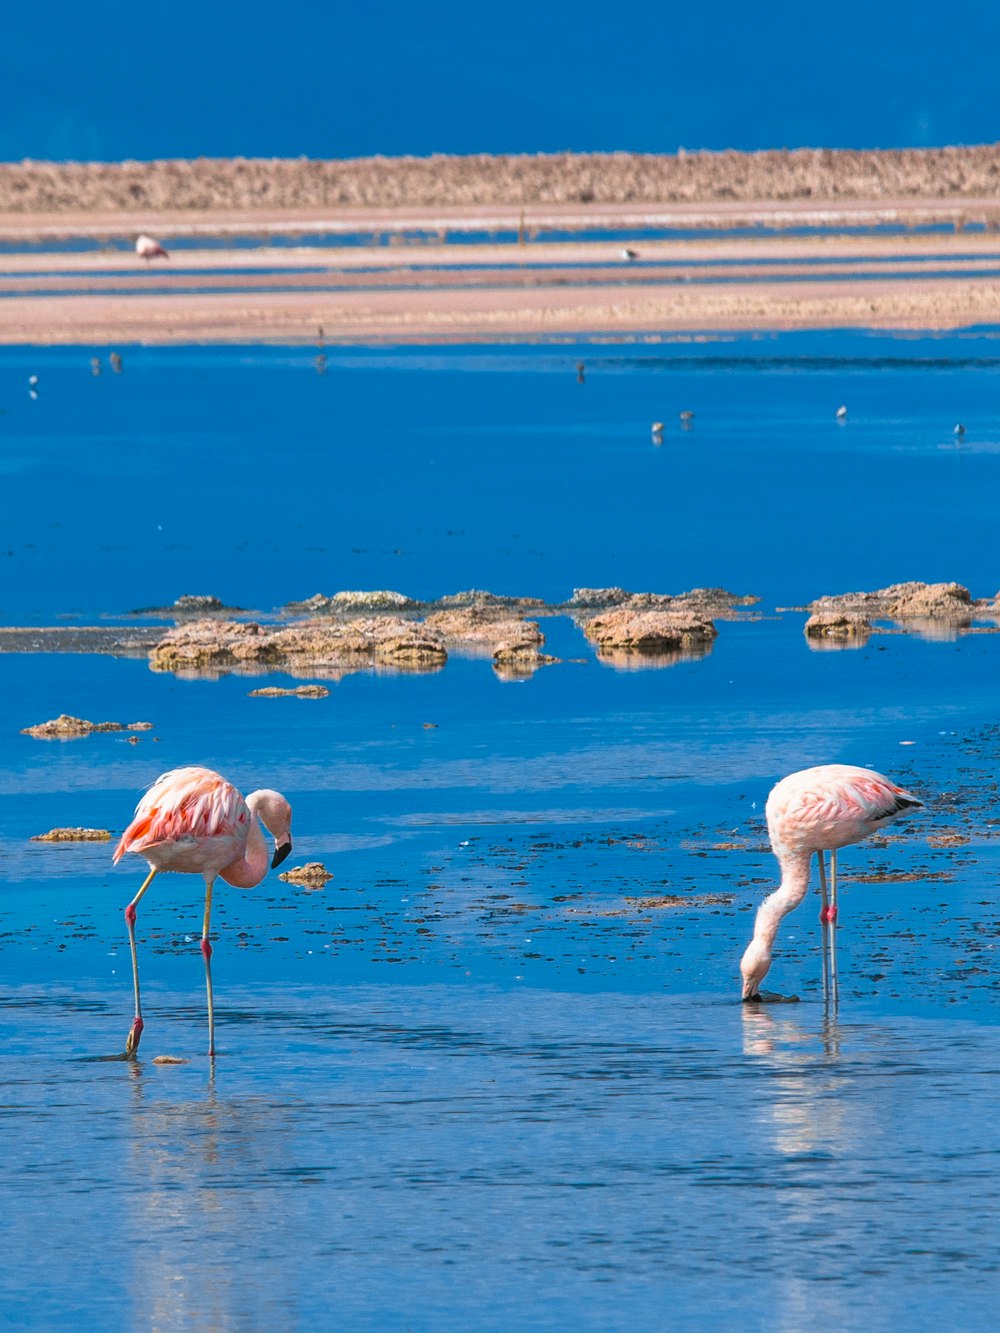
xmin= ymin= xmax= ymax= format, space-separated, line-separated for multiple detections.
xmin=136 ymin=234 xmax=169 ymax=261
xmin=954 ymin=422 xmax=966 ymax=437
xmin=621 ymin=247 xmax=639 ymax=261
xmin=835 ymin=405 xmax=848 ymax=421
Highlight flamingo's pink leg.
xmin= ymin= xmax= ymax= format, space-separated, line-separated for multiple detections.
xmin=817 ymin=851 xmax=831 ymax=922
xmin=125 ymin=868 xmax=157 ymax=1057
xmin=202 ymin=878 xmax=216 ymax=1058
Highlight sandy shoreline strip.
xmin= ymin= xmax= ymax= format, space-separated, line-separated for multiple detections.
xmin=3 ymin=175 xmax=1000 ymax=341
xmin=1 ymin=195 xmax=1000 ymax=243
xmin=2 ymin=270 xmax=1000 ymax=343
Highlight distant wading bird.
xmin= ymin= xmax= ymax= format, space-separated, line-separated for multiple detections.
xmin=114 ymin=766 xmax=293 ymax=1057
xmin=135 ymin=234 xmax=169 ymax=260
xmin=740 ymin=764 xmax=921 ymax=1002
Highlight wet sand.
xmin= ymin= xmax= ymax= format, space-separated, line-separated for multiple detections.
xmin=5 ymin=188 xmax=1000 ymax=341
xmin=4 ymin=271 xmax=1000 ymax=342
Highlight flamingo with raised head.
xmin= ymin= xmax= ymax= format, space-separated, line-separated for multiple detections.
xmin=114 ymin=766 xmax=293 ymax=1057
xmin=135 ymin=234 xmax=169 ymax=260
xmin=740 ymin=764 xmax=922 ymax=1002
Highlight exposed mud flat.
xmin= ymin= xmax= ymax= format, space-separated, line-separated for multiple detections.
xmin=0 ymin=627 xmax=159 ymax=655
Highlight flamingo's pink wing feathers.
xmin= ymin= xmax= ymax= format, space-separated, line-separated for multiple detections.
xmin=114 ymin=766 xmax=248 ymax=863
xmin=767 ymin=763 xmax=920 ymax=850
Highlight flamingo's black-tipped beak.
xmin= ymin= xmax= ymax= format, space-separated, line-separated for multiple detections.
xmin=272 ymin=839 xmax=292 ymax=869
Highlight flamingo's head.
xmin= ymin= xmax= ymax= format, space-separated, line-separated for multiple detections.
xmin=740 ymin=936 xmax=772 ymax=1001
xmin=248 ymin=789 xmax=293 ymax=868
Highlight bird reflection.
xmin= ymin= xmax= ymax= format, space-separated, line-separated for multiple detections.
xmin=123 ymin=1061 xmax=302 ymax=1328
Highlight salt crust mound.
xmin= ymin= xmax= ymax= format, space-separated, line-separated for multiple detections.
xmin=804 ymin=612 xmax=874 ymax=640
xmin=808 ymin=581 xmax=976 ymax=619
xmin=581 ymin=608 xmax=718 ymax=653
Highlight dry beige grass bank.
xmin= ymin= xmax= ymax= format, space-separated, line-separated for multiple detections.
xmin=3 ymin=146 xmax=1000 ymax=216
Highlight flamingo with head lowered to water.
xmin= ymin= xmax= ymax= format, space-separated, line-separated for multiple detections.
xmin=740 ymin=764 xmax=922 ymax=1002
xmin=135 ymin=234 xmax=169 ymax=260
xmin=114 ymin=766 xmax=293 ymax=1058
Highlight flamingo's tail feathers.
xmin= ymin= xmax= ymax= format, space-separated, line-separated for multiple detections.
xmin=879 ymin=789 xmax=922 ymax=820
xmin=113 ymin=812 xmax=155 ymax=863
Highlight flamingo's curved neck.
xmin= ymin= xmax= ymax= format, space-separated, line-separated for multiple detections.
xmin=219 ymin=817 xmax=268 ymax=888
xmin=753 ymin=847 xmax=813 ymax=949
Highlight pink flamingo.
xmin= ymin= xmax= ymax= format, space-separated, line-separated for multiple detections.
xmin=740 ymin=764 xmax=922 ymax=1001
xmin=135 ymin=233 xmax=169 ymax=260
xmin=114 ymin=766 xmax=293 ymax=1057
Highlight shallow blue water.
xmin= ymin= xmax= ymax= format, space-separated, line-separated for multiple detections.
xmin=0 ymin=222 xmax=989 ymax=257
xmin=3 ymin=334 xmax=1000 ymax=1328
xmin=3 ymin=332 xmax=1000 ymax=622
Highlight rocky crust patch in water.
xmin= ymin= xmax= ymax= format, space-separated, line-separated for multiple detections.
xmin=579 ymin=607 xmax=719 ymax=658
xmin=808 ymin=581 xmax=986 ymax=621
xmin=21 ymin=714 xmax=154 ymax=739
xmin=283 ymin=589 xmax=547 ymax=616
xmin=804 ymin=612 xmax=874 ymax=643
xmin=278 ymin=862 xmax=335 ymax=887
xmin=31 ymin=827 xmax=112 ymax=842
xmin=131 ymin=594 xmax=247 ymax=617
xmin=150 ymin=604 xmax=554 ymax=678
xmin=284 ymin=590 xmax=420 ymax=614
xmin=247 ymin=684 xmax=331 ymax=698
xmin=149 ymin=618 xmax=449 ymax=674
xmin=568 ymin=586 xmax=759 ymax=613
